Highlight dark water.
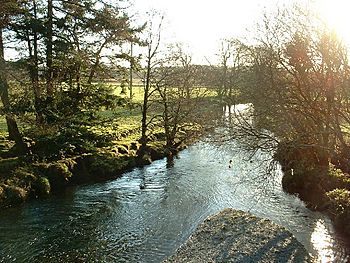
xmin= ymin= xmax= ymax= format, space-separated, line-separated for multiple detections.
xmin=0 ymin=141 xmax=349 ymax=262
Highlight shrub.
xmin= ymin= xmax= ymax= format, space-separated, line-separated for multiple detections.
xmin=326 ymin=188 xmax=350 ymax=213
xmin=34 ymin=161 xmax=73 ymax=190
xmin=326 ymin=188 xmax=350 ymax=235
xmin=3 ymin=185 xmax=28 ymax=206
xmin=33 ymin=177 xmax=51 ymax=196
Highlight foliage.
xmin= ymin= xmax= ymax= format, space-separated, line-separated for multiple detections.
xmin=33 ymin=176 xmax=50 ymax=196
xmin=0 ymin=157 xmax=20 ymax=174
xmin=328 ymin=164 xmax=350 ymax=187
xmin=218 ymin=5 xmax=350 ymax=168
xmin=326 ymin=188 xmax=350 ymax=235
xmin=326 ymin=188 xmax=350 ymax=213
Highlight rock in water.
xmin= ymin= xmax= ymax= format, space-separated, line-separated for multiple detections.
xmin=164 ymin=209 xmax=311 ymax=263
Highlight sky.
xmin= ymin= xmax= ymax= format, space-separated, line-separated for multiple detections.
xmin=131 ymin=0 xmax=350 ymax=64
xmin=4 ymin=0 xmax=350 ymax=65
xmin=132 ymin=0 xmax=279 ymax=63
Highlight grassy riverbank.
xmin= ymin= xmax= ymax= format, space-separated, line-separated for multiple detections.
xmin=275 ymin=143 xmax=350 ymax=238
xmin=0 ymin=109 xmax=160 ymax=208
xmin=0 ymin=83 xmax=215 ymax=209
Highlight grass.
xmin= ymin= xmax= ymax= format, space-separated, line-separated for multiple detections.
xmin=0 ymin=117 xmax=7 ymax=133
xmin=0 ymin=83 xmax=215 ymax=150
xmin=109 ymin=84 xmax=145 ymax=103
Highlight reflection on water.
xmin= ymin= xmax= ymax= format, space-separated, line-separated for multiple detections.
xmin=311 ymin=219 xmax=334 ymax=262
xmin=0 ymin=141 xmax=349 ymax=262
xmin=311 ymin=219 xmax=348 ymax=262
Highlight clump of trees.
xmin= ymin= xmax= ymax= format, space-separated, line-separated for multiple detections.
xmin=214 ymin=3 xmax=350 ymax=234
xmin=1 ymin=0 xmax=143 ymax=155
xmin=1 ymin=1 xmax=213 ymax=163
xmin=217 ymin=5 xmax=350 ymax=169
xmin=0 ymin=1 xmax=217 ymax=207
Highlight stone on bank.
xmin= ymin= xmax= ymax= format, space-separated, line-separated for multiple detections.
xmin=164 ymin=209 xmax=311 ymax=263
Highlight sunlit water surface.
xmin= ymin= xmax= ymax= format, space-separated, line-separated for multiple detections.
xmin=0 ymin=141 xmax=349 ymax=262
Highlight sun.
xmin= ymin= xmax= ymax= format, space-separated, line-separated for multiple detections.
xmin=316 ymin=0 xmax=350 ymax=45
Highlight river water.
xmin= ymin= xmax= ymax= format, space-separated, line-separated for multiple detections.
xmin=0 ymin=141 xmax=349 ymax=262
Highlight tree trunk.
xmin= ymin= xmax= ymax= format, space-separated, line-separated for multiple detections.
xmin=46 ymin=0 xmax=53 ymax=98
xmin=87 ymin=40 xmax=108 ymax=85
xmin=0 ymin=28 xmax=28 ymax=153
xmin=29 ymin=0 xmax=43 ymax=123
xmin=87 ymin=57 xmax=99 ymax=85
xmin=140 ymin=55 xmax=151 ymax=155
xmin=129 ymin=42 xmax=133 ymax=100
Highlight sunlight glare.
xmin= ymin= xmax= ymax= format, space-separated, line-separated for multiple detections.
xmin=316 ymin=0 xmax=350 ymax=45
xmin=311 ymin=219 xmax=335 ymax=262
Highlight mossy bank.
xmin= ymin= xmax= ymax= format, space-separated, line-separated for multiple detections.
xmin=0 ymin=139 xmax=177 ymax=209
xmin=275 ymin=142 xmax=350 ymax=238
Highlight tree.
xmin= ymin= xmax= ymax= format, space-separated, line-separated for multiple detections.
xmin=0 ymin=0 xmax=28 ymax=153
xmin=6 ymin=0 xmax=142 ymax=122
xmin=155 ymin=44 xmax=207 ymax=154
xmin=46 ymin=0 xmax=53 ymax=97
xmin=139 ymin=12 xmax=164 ymax=156
xmin=225 ymin=4 xmax=350 ymax=170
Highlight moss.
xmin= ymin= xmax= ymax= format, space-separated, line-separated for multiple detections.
xmin=130 ymin=142 xmax=138 ymax=151
xmin=34 ymin=161 xmax=73 ymax=190
xmin=33 ymin=177 xmax=51 ymax=196
xmin=88 ymin=152 xmax=133 ymax=178
xmin=147 ymin=142 xmax=165 ymax=160
xmin=0 ymin=185 xmax=4 ymax=200
xmin=12 ymin=167 xmax=36 ymax=186
xmin=117 ymin=145 xmax=128 ymax=154
xmin=3 ymin=185 xmax=28 ymax=206
xmin=137 ymin=154 xmax=152 ymax=165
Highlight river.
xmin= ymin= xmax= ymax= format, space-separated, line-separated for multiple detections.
xmin=0 ymin=141 xmax=349 ymax=262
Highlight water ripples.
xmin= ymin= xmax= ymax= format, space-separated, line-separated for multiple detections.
xmin=0 ymin=141 xmax=349 ymax=262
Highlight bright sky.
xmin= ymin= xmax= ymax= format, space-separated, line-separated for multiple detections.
xmin=132 ymin=0 xmax=279 ymax=63
xmin=132 ymin=0 xmax=350 ymax=64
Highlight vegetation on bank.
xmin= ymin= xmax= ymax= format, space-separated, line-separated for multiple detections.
xmin=0 ymin=83 xmax=216 ymax=208
xmin=212 ymin=5 xmax=350 ymax=237
xmin=1 ymin=0 xmax=350 ymax=241
xmin=0 ymin=1 xmax=219 ymax=208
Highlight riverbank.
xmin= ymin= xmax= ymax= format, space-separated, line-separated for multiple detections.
xmin=275 ymin=143 xmax=350 ymax=239
xmin=0 ymin=131 xmax=184 ymax=209
xmin=164 ymin=209 xmax=311 ymax=262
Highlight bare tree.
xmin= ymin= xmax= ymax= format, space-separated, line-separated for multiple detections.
xmin=225 ymin=4 xmax=350 ymax=170
xmin=154 ymin=44 xmax=208 ymax=154
xmin=139 ymin=12 xmax=164 ymax=156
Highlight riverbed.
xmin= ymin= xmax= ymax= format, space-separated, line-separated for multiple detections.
xmin=0 ymin=141 xmax=349 ymax=262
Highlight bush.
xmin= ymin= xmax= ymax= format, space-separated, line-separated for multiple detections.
xmin=0 ymin=157 xmax=20 ymax=174
xmin=326 ymin=188 xmax=350 ymax=213
xmin=327 ymin=164 xmax=350 ymax=189
xmin=33 ymin=177 xmax=51 ymax=197
xmin=326 ymin=188 xmax=350 ymax=235
xmin=89 ymin=152 xmax=133 ymax=178
xmin=3 ymin=185 xmax=28 ymax=206
xmin=28 ymin=123 xmax=115 ymax=159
